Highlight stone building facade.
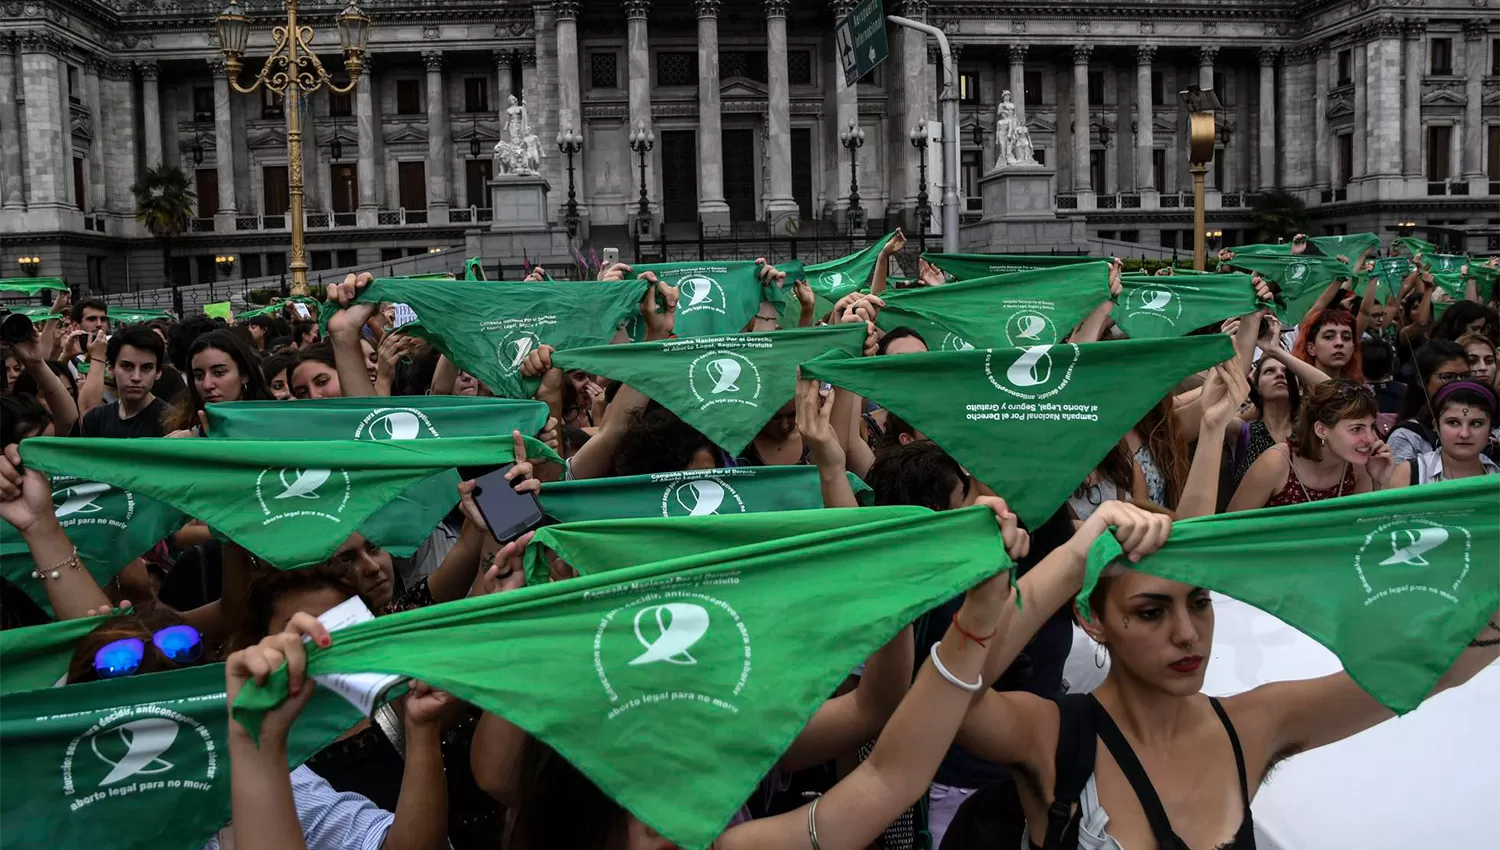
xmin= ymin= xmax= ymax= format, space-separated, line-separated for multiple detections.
xmin=1 ymin=0 xmax=1496 ymax=292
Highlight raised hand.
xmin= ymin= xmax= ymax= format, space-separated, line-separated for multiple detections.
xmin=975 ymin=495 xmax=1031 ymax=563
xmin=472 ymin=531 xmax=533 ymax=596
xmin=326 ymin=272 xmax=378 ymax=338
xmin=597 ymin=261 xmax=632 ymax=282
xmin=1075 ymin=501 xmax=1172 ymax=564
xmin=225 ymin=611 xmax=331 ymax=743
xmin=524 ymin=266 xmax=548 ymax=282
xmin=795 ymin=375 xmax=843 ymax=470
xmin=1198 ymin=362 xmax=1250 ymax=433
xmin=518 ymin=343 xmax=556 ymax=379
xmin=403 ymin=680 xmax=459 ymax=728
xmin=0 ymin=444 xmax=57 ymax=534
xmin=642 ymin=278 xmax=679 ymax=341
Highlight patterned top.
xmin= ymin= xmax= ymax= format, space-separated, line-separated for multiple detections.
xmin=202 ymin=766 xmax=392 ymax=850
xmin=1231 ymin=420 xmax=1278 ymax=490
xmin=1266 ymin=448 xmax=1357 ymax=507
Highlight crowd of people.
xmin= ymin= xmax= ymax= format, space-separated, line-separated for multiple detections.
xmin=1 ymin=227 xmax=1498 ymax=850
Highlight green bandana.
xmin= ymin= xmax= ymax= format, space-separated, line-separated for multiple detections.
xmin=1309 ymin=233 xmax=1381 ymax=269
xmin=107 ymin=308 xmax=174 ymax=326
xmin=921 ymin=252 xmax=1097 ymax=281
xmin=326 ymin=278 xmax=649 ymax=399
xmin=1395 ymin=236 xmax=1438 ymax=256
xmin=1225 ymin=254 xmax=1348 ymax=325
xmin=1 ymin=663 xmax=362 ymax=850
xmin=540 ymin=465 xmax=841 ymax=525
xmin=1369 ymin=257 xmax=1412 ymax=303
xmin=803 ymin=232 xmax=898 ymax=298
xmin=232 ymin=505 xmax=1011 ymax=850
xmin=1225 ymin=242 xmax=1292 ymax=257
xmin=0 ymin=474 xmax=186 ymax=614
xmin=801 ymin=335 xmax=1235 ymax=525
xmin=1426 ymin=253 xmax=1467 ymax=274
xmin=1111 ymin=273 xmax=1263 ymax=339
xmin=630 ymin=262 xmax=766 ymax=338
xmin=0 ymin=277 xmax=68 ymax=295
xmin=204 ymin=396 xmax=549 ymax=556
xmin=18 ymin=436 xmax=555 ymax=568
xmin=524 ymin=506 xmax=916 ymax=585
xmin=2 ymin=304 xmax=58 ymax=318
xmin=875 ymin=263 xmax=1111 ymax=350
xmin=552 ymin=325 xmax=866 ymax=455
xmin=1081 ymin=477 xmax=1500 ymax=714
xmin=1470 ymin=263 xmax=1499 ymax=301
xmin=0 ymin=613 xmax=114 ymax=693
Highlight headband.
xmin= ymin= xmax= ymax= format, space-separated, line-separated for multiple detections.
xmin=1433 ymin=380 xmax=1499 ymax=417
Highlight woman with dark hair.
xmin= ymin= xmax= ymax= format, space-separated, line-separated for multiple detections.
xmin=290 ymin=342 xmax=343 ymax=399
xmin=1228 ymin=354 xmax=1302 ymax=488
xmin=261 ymin=350 xmax=299 ymax=400
xmin=164 ymin=330 xmax=274 ymax=435
xmin=1229 ymin=380 xmax=1392 ymax=510
xmin=1292 ymin=307 xmax=1364 ymax=383
xmin=1386 ymin=381 xmax=1499 ymax=486
xmin=1386 ymin=339 xmax=1471 ymax=463
xmin=876 ymin=325 xmax=929 ymax=356
xmin=1069 ymin=397 xmax=1190 ymax=518
xmin=1430 ymin=300 xmax=1498 ymax=345
xmin=65 ymin=605 xmax=204 ymax=684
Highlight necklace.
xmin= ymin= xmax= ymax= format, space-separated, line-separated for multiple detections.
xmin=1293 ymin=457 xmax=1347 ymax=503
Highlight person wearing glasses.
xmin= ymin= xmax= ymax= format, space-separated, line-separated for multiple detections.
xmin=1386 ymin=339 xmax=1471 ymax=464
xmin=1227 ymin=380 xmax=1394 ymax=511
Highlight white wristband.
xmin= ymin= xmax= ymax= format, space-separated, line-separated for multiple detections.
xmin=929 ymin=641 xmax=983 ymax=693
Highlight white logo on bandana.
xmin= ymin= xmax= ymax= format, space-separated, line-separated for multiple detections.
xmin=257 ymin=468 xmax=352 ymax=523
xmin=1355 ymin=518 xmax=1472 ymax=605
xmin=985 ymin=343 xmax=1080 ymax=400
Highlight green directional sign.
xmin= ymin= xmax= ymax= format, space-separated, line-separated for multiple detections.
xmin=836 ymin=0 xmax=889 ymax=87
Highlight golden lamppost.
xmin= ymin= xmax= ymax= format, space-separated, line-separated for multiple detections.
xmin=215 ymin=0 xmax=370 ymax=295
xmin=1178 ymin=85 xmax=1222 ymax=271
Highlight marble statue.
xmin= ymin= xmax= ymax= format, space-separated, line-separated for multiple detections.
xmin=494 ymin=92 xmax=540 ymax=176
xmin=995 ymin=90 xmax=1039 ymax=168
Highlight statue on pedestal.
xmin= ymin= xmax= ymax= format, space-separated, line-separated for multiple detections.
xmin=494 ymin=91 xmax=541 ymax=176
xmin=995 ymin=90 xmax=1039 ymax=169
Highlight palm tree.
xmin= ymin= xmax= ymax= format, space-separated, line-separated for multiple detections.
xmin=132 ymin=164 xmax=196 ymax=292
xmin=1250 ymin=187 xmax=1310 ymax=243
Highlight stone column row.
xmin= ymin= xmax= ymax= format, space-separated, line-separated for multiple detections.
xmin=1134 ymin=45 xmax=1154 ymax=192
xmin=1257 ymin=49 xmax=1277 ymax=190
xmin=423 ymin=50 xmax=450 ymax=221
xmin=1313 ymin=44 xmax=1330 ymax=188
xmin=624 ymin=0 xmax=653 ymax=221
xmin=1460 ymin=20 xmax=1487 ymax=181
xmin=695 ymin=0 xmax=728 ymax=226
xmin=1365 ymin=17 xmax=1403 ymax=180
xmin=355 ymin=56 xmax=380 ymax=225
xmin=1071 ymin=45 xmax=1091 ymax=194
xmin=831 ymin=0 xmax=858 ymax=216
xmin=764 ymin=0 xmax=798 ymax=230
xmin=209 ymin=59 xmax=239 ymax=222
xmin=100 ymin=61 xmax=138 ymax=215
xmin=0 ymin=33 xmax=25 ymax=209
xmin=19 ymin=32 xmax=67 ymax=210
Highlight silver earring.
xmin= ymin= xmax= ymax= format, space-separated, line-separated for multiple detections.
xmin=1094 ymin=640 xmax=1107 ymax=669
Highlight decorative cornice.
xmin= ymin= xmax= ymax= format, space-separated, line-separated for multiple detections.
xmin=1403 ymin=19 xmax=1426 ymax=40
xmin=135 ymin=59 xmax=159 ymax=81
xmin=494 ymin=49 xmax=515 ymax=69
xmin=1009 ymin=44 xmax=1027 ymax=64
xmin=1258 ymin=47 xmax=1279 ymax=66
xmin=422 ymin=50 xmax=443 ymax=71
xmin=1071 ymin=44 xmax=1092 ymax=65
xmin=829 ymin=0 xmax=857 ymax=17
xmin=553 ymin=0 xmax=580 ymax=23
xmin=517 ymin=48 xmax=536 ymax=68
xmin=623 ymin=0 xmax=650 ymax=22
xmin=763 ymin=0 xmax=790 ymax=19
xmin=1367 ymin=15 xmax=1404 ymax=40
xmin=19 ymin=30 xmax=61 ymax=54
xmin=932 ymin=4 xmax=1284 ymax=22
xmin=693 ymin=0 xmax=720 ymax=19
xmin=895 ymin=0 xmax=930 ymax=19
xmin=103 ymin=61 xmax=134 ymax=81
xmin=207 ymin=58 xmax=226 ymax=78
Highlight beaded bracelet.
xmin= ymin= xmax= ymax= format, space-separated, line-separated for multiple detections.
xmin=32 ymin=547 xmax=82 ymax=581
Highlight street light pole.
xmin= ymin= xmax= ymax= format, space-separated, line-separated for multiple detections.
xmin=629 ymin=120 xmax=655 ymax=237
xmin=557 ymin=126 xmax=583 ymax=237
xmin=839 ymin=117 xmax=865 ymax=233
xmin=1178 ymin=84 xmax=1220 ymax=272
xmin=910 ymin=122 xmax=930 ymax=250
xmin=886 ymin=14 xmax=960 ymax=253
xmin=214 ymin=0 xmax=370 ymax=295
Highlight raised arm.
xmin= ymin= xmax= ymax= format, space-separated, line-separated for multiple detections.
xmin=0 ymin=444 xmax=111 ymax=618
xmin=1176 ymin=364 xmax=1250 ymax=519
xmin=795 ymin=376 xmax=858 ymax=508
xmin=324 ymin=272 xmax=379 ymax=398
xmin=869 ymin=229 xmax=906 ymax=297
xmin=777 ymin=624 xmax=913 ymax=773
xmin=75 ymin=330 xmax=109 ymax=416
xmin=1226 ymin=446 xmax=1290 ymax=513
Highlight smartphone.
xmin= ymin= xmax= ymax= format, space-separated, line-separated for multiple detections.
xmin=601 ymin=247 xmax=620 ymax=267
xmin=293 ymin=302 xmax=312 ymax=320
xmin=464 ymin=463 xmax=547 ymax=543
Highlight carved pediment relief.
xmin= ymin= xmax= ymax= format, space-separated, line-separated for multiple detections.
xmin=720 ymin=77 xmax=768 ymax=99
xmin=383 ymin=123 xmax=429 ymax=145
xmin=1327 ymin=94 xmax=1354 ymax=118
xmin=1421 ymin=82 xmax=1467 ymax=106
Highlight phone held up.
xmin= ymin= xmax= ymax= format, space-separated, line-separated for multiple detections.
xmin=601 ymin=246 xmax=620 ymax=267
xmin=460 ymin=464 xmax=548 ymax=544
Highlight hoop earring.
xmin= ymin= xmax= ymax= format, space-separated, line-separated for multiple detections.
xmin=1094 ymin=640 xmax=1108 ymax=669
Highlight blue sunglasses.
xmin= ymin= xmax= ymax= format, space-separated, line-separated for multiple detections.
xmin=93 ymin=625 xmax=203 ymax=679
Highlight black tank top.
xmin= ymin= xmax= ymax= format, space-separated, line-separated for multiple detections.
xmin=1031 ymin=696 xmax=1257 ymax=850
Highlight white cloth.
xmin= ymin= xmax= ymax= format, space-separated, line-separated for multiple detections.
xmin=202 ymin=766 xmax=393 ymax=850
xmin=1410 ymin=448 xmax=1500 ymax=484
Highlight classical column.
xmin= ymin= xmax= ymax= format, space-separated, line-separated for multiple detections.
xmin=553 ymin=1 xmax=581 ymax=136
xmin=1313 ymin=44 xmax=1331 ymax=188
xmin=0 ymin=33 xmax=25 ymax=209
xmin=1401 ymin=23 xmax=1422 ymax=178
xmin=692 ymin=0 xmax=729 ymax=226
xmin=355 ymin=55 xmax=379 ymax=225
xmin=137 ymin=61 xmax=162 ymax=169
xmin=830 ymin=0 xmax=857 ymax=216
xmin=764 ymin=0 xmax=798 ymax=229
xmin=101 ymin=62 xmax=138 ymax=216
xmin=209 ymin=59 xmax=238 ymax=222
xmin=1352 ymin=42 xmax=1367 ymax=180
xmin=1257 ymin=49 xmax=1277 ymax=189
xmin=896 ymin=1 xmax=932 ymax=218
xmin=1283 ymin=51 xmax=1315 ymax=190
xmin=531 ymin=4 xmax=564 ymax=222
xmin=1461 ymin=20 xmax=1486 ymax=181
xmin=82 ymin=56 xmax=106 ymax=213
xmin=1365 ymin=18 xmax=1403 ymax=180
xmin=1009 ymin=44 xmax=1027 ymax=129
xmin=19 ymin=33 xmax=67 ymax=208
xmin=1135 ymin=45 xmax=1155 ymax=192
xmin=1198 ymin=46 xmax=1217 ymax=92
xmin=518 ymin=49 xmax=538 ymax=106
xmin=494 ymin=50 xmax=514 ymax=121
xmin=623 ymin=0 xmax=652 ymax=217
xmin=1072 ymin=44 xmax=1092 ymax=193
xmin=423 ymin=50 xmax=450 ymax=221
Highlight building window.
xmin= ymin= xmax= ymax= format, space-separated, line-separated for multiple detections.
xmin=262 ymin=165 xmax=289 ymax=213
xmin=959 ymin=73 xmax=979 ymax=103
xmin=395 ymin=79 xmax=422 ymax=115
xmin=398 ymin=161 xmax=426 ymax=209
xmin=1120 ymin=230 xmax=1140 ymax=244
xmin=193 ymin=86 xmax=215 ymax=122
xmin=1336 ymin=49 xmax=1352 ymax=86
xmin=311 ymin=251 xmax=333 ymax=272
xmin=1430 ymin=38 xmax=1453 ymax=75
xmin=1489 ymin=125 xmax=1500 ymax=183
xmin=656 ymin=51 xmax=697 ymax=87
xmin=1024 ymin=70 xmax=1042 ymax=106
xmin=1427 ymin=125 xmax=1452 ymax=180
xmin=380 ymin=248 xmax=403 ymax=263
xmin=463 ymin=77 xmax=489 ymax=113
xmin=67 ymin=65 xmax=81 ymax=104
xmin=329 ymin=90 xmax=352 ymax=117
xmin=262 ymin=88 xmax=284 ymax=119
xmin=1151 ymin=71 xmax=1165 ymax=107
xmin=1088 ymin=71 xmax=1104 ymax=106
xmin=1160 ymin=230 xmax=1177 ymax=249
xmin=720 ymin=51 xmax=767 ymax=83
xmin=465 ymin=159 xmax=493 ymax=209
xmin=1098 ymin=230 xmax=1117 ymax=241
xmin=961 ymin=150 xmax=981 ymax=202
xmin=1089 ymin=149 xmax=1106 ymax=192
xmin=1152 ymin=149 xmax=1167 ymax=191
xmin=242 ymin=254 xmax=263 ymax=279
xmin=1336 ymin=133 xmax=1353 ymax=186
xmin=195 ymin=169 xmax=219 ymax=218
xmin=1034 ymin=148 xmax=1046 ymax=167
xmin=336 ymin=249 xmax=358 ymax=268
xmin=1213 ymin=153 xmax=1226 ymax=191
xmin=1493 ymin=39 xmax=1500 ymax=76
xmin=73 ymin=157 xmax=86 ymax=211
xmin=197 ymin=255 xmax=218 ymax=284
xmin=788 ymin=50 xmax=813 ymax=85
xmin=267 ymin=251 xmax=287 ymax=276
xmin=1213 ymin=71 xmax=1226 ymax=102
xmin=590 ymin=52 xmax=618 ymax=89
xmin=331 ymin=164 xmax=358 ymax=213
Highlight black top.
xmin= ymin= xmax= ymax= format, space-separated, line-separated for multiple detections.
xmin=80 ymin=398 xmax=168 ymax=438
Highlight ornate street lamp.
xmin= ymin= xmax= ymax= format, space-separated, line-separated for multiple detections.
xmin=215 ymin=0 xmax=370 ymax=294
xmin=17 ymin=256 xmax=41 ymax=276
xmin=839 ymin=117 xmax=866 ymax=233
xmin=216 ymin=254 xmax=237 ymax=278
xmin=910 ymin=122 xmax=931 ymax=242
xmin=192 ymin=131 xmax=206 ymax=166
xmin=557 ymin=126 xmax=584 ymax=238
xmin=629 ymin=120 xmax=655 ymax=237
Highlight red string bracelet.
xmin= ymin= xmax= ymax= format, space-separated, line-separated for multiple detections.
xmin=952 ymin=611 xmax=999 ymax=648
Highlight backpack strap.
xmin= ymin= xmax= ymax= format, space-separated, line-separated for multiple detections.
xmin=1038 ymin=693 xmax=1097 ymax=850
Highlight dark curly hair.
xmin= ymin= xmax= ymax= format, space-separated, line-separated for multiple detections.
xmin=612 ymin=401 xmax=718 ymax=476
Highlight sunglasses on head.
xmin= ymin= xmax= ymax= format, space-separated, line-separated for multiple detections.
xmin=93 ymin=624 xmax=203 ymax=680
xmin=1330 ymin=381 xmax=1376 ymax=402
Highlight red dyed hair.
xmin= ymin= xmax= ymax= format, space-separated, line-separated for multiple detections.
xmin=1293 ymin=307 xmax=1365 ymax=383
